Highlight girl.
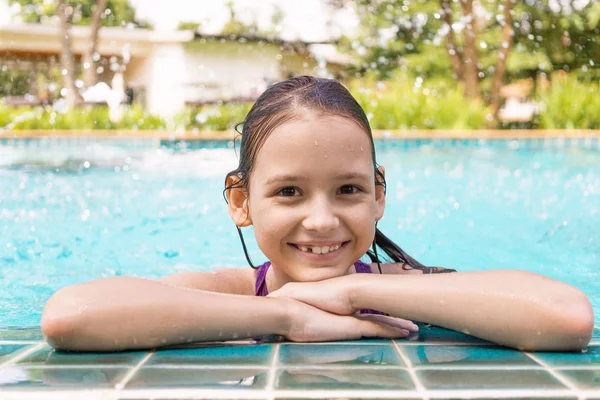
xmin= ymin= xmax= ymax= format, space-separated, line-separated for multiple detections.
xmin=41 ymin=76 xmax=594 ymax=352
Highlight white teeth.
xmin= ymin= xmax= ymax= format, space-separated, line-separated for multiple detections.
xmin=297 ymin=244 xmax=343 ymax=254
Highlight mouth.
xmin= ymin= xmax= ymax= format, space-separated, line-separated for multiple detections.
xmin=288 ymin=241 xmax=350 ymax=255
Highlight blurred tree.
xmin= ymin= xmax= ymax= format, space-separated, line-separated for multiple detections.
xmin=56 ymin=0 xmax=83 ymax=108
xmin=331 ymin=0 xmax=599 ymax=122
xmin=221 ymin=0 xmax=259 ymax=36
xmin=8 ymin=0 xmax=151 ymax=27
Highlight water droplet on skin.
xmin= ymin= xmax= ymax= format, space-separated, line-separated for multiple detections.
xmin=536 ymin=331 xmax=542 ymax=336
xmin=462 ymin=329 xmax=470 ymax=335
xmin=324 ymin=155 xmax=328 ymax=159
xmin=161 ymin=338 xmax=167 ymax=344
xmin=314 ymin=140 xmax=318 ymax=146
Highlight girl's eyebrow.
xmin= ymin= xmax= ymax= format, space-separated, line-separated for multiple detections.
xmin=265 ymin=174 xmax=308 ymax=185
xmin=265 ymin=172 xmax=370 ymax=185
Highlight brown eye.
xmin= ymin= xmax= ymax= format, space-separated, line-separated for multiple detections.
xmin=278 ymin=187 xmax=298 ymax=197
xmin=340 ymin=185 xmax=359 ymax=194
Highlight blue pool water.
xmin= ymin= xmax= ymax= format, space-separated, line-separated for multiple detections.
xmin=0 ymin=139 xmax=598 ymax=326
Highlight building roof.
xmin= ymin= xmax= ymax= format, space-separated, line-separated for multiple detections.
xmin=0 ymin=23 xmax=353 ymax=65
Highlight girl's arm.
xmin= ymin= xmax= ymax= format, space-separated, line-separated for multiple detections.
xmin=41 ymin=276 xmax=414 ymax=351
xmin=41 ymin=276 xmax=289 ymax=351
xmin=350 ymin=270 xmax=594 ymax=351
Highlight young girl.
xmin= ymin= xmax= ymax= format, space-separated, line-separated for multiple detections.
xmin=41 ymin=76 xmax=594 ymax=352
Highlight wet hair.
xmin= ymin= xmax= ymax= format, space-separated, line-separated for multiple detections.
xmin=224 ymin=75 xmax=436 ymax=273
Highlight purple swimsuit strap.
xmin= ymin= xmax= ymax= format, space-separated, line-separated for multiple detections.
xmin=254 ymin=259 xmax=375 ymax=297
xmin=254 ymin=261 xmax=271 ymax=297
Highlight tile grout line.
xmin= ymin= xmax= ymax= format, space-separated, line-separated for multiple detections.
xmin=265 ymin=343 xmax=281 ymax=400
xmin=0 ymin=342 xmax=45 ymax=368
xmin=114 ymin=350 xmax=155 ymax=390
xmin=391 ymin=340 xmax=427 ymax=399
xmin=525 ymin=352 xmax=582 ymax=398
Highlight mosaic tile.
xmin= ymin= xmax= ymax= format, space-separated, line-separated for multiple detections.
xmin=0 ymin=344 xmax=29 ymax=364
xmin=0 ymin=365 xmax=128 ymax=389
xmin=558 ymin=369 xmax=600 ymax=390
xmin=402 ymin=324 xmax=491 ymax=344
xmin=146 ymin=344 xmax=273 ymax=367
xmin=593 ymin=327 xmax=600 ymax=341
xmin=417 ymin=369 xmax=567 ymax=390
xmin=278 ymin=343 xmax=404 ymax=367
xmin=402 ymin=345 xmax=538 ymax=367
xmin=126 ymin=367 xmax=268 ymax=389
xmin=275 ymin=368 xmax=414 ymax=390
xmin=534 ymin=345 xmax=599 ymax=367
xmin=16 ymin=344 xmax=148 ymax=367
xmin=0 ymin=327 xmax=43 ymax=341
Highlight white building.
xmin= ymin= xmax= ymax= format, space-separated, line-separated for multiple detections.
xmin=0 ymin=23 xmax=351 ymax=117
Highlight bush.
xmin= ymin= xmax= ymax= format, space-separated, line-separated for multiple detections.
xmin=0 ymin=104 xmax=166 ymax=130
xmin=347 ymin=73 xmax=489 ymax=130
xmin=536 ymin=73 xmax=600 ymax=129
xmin=176 ymin=103 xmax=252 ymax=131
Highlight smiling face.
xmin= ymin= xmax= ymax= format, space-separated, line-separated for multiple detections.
xmin=235 ymin=112 xmax=385 ymax=287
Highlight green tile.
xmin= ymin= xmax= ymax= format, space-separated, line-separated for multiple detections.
xmin=275 ymin=368 xmax=414 ymax=390
xmin=417 ymin=369 xmax=566 ymax=390
xmin=403 ymin=325 xmax=491 ymax=344
xmin=278 ymin=343 xmax=404 ymax=367
xmin=0 ymin=366 xmax=128 ymax=389
xmin=147 ymin=344 xmax=273 ymax=367
xmin=0 ymin=327 xmax=43 ymax=341
xmin=402 ymin=345 xmax=538 ymax=367
xmin=534 ymin=345 xmax=599 ymax=367
xmin=16 ymin=344 xmax=148 ymax=367
xmin=126 ymin=368 xmax=268 ymax=389
xmin=558 ymin=369 xmax=600 ymax=390
xmin=0 ymin=344 xmax=29 ymax=363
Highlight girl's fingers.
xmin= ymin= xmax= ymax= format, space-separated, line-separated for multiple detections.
xmin=356 ymin=313 xmax=419 ymax=332
xmin=357 ymin=318 xmax=412 ymax=339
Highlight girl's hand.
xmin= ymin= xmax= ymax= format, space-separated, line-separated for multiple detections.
xmin=268 ymin=276 xmax=357 ymax=315
xmin=278 ymin=297 xmax=414 ymax=342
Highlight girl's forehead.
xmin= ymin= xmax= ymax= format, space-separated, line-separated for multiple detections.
xmin=253 ymin=115 xmax=374 ymax=174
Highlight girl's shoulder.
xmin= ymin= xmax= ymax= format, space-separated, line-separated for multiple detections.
xmin=159 ymin=267 xmax=256 ymax=295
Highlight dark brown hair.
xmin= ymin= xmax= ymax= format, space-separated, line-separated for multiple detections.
xmin=224 ymin=75 xmax=442 ymax=273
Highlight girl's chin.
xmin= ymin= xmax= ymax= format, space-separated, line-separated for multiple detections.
xmin=285 ymin=261 xmax=356 ymax=282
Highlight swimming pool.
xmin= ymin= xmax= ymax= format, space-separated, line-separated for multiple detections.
xmin=0 ymin=137 xmax=599 ymax=398
xmin=1 ymin=138 xmax=598 ymax=326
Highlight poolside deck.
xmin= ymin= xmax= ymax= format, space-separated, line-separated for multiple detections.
xmin=0 ymin=325 xmax=599 ymax=399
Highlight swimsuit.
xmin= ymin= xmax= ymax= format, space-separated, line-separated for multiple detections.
xmin=254 ymin=259 xmax=385 ymax=315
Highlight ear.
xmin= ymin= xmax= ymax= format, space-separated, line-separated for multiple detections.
xmin=225 ymin=175 xmax=252 ymax=227
xmin=375 ymin=166 xmax=386 ymax=221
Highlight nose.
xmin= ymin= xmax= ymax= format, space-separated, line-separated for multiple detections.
xmin=301 ymin=195 xmax=340 ymax=233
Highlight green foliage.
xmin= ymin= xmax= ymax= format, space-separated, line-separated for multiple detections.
xmin=0 ymin=103 xmax=253 ymax=131
xmin=176 ymin=103 xmax=252 ymax=131
xmin=348 ymin=73 xmax=489 ymax=129
xmin=336 ymin=0 xmax=600 ymax=95
xmin=536 ymin=73 xmax=600 ymax=129
xmin=8 ymin=0 xmax=152 ymax=28
xmin=0 ymin=105 xmax=165 ymax=130
xmin=0 ymin=69 xmax=31 ymax=96
xmin=177 ymin=21 xmax=201 ymax=31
